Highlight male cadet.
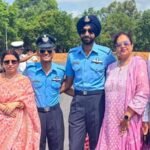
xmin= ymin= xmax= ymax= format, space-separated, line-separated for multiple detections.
xmin=11 ymin=41 xmax=36 ymax=73
xmin=24 ymin=34 xmax=65 ymax=150
xmin=61 ymin=15 xmax=116 ymax=150
xmin=11 ymin=41 xmax=27 ymax=73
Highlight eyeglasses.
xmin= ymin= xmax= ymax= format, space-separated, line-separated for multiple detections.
xmin=81 ymin=29 xmax=94 ymax=34
xmin=3 ymin=60 xmax=18 ymax=65
xmin=115 ymin=41 xmax=131 ymax=48
xmin=39 ymin=49 xmax=53 ymax=54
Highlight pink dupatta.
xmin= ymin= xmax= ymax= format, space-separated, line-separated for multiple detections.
xmin=121 ymin=56 xmax=149 ymax=150
xmin=0 ymin=74 xmax=41 ymax=150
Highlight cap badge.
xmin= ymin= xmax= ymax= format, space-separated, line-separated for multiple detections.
xmin=84 ymin=16 xmax=90 ymax=22
xmin=42 ymin=35 xmax=49 ymax=42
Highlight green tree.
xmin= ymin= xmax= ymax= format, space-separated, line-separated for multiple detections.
xmin=135 ymin=9 xmax=150 ymax=51
xmin=14 ymin=0 xmax=57 ymax=10
xmin=0 ymin=0 xmax=10 ymax=51
xmin=10 ymin=0 xmax=78 ymax=51
xmin=1 ymin=0 xmax=150 ymax=52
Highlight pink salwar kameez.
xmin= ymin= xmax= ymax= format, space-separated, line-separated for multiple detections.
xmin=96 ymin=56 xmax=149 ymax=150
xmin=0 ymin=74 xmax=41 ymax=150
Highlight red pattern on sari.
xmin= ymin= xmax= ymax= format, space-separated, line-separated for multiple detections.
xmin=0 ymin=74 xmax=41 ymax=150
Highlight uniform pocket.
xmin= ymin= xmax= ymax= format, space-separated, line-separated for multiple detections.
xmin=90 ymin=63 xmax=104 ymax=72
xmin=89 ymin=63 xmax=105 ymax=81
xmin=32 ymin=80 xmax=43 ymax=88
xmin=51 ymin=81 xmax=61 ymax=89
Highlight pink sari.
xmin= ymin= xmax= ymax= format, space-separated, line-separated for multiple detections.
xmin=0 ymin=74 xmax=41 ymax=150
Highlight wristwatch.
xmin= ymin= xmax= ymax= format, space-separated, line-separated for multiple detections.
xmin=124 ymin=115 xmax=130 ymax=121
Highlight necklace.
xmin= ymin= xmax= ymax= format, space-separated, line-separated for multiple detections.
xmin=117 ymin=56 xmax=132 ymax=68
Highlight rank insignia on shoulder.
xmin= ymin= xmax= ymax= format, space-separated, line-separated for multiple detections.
xmin=52 ymin=77 xmax=61 ymax=82
xmin=91 ymin=58 xmax=103 ymax=64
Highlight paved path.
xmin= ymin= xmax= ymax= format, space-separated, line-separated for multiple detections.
xmin=46 ymin=93 xmax=72 ymax=150
xmin=60 ymin=94 xmax=72 ymax=150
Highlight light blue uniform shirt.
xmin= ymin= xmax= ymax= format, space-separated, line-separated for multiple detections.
xmin=24 ymin=62 xmax=65 ymax=107
xmin=66 ymin=43 xmax=116 ymax=91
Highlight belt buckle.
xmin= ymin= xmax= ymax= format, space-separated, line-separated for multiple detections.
xmin=44 ymin=107 xmax=50 ymax=112
xmin=83 ymin=91 xmax=87 ymax=95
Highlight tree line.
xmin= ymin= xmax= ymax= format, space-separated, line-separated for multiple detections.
xmin=0 ymin=0 xmax=150 ymax=52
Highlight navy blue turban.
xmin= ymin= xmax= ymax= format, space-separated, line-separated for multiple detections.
xmin=76 ymin=15 xmax=101 ymax=37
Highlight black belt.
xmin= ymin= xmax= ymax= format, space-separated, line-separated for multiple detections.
xmin=74 ymin=90 xmax=103 ymax=96
xmin=37 ymin=103 xmax=59 ymax=113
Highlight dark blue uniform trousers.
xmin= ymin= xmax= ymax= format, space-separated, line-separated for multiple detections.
xmin=38 ymin=104 xmax=64 ymax=150
xmin=69 ymin=91 xmax=105 ymax=150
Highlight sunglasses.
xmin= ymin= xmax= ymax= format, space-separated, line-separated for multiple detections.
xmin=39 ymin=49 xmax=53 ymax=54
xmin=3 ymin=60 xmax=18 ymax=65
xmin=115 ymin=41 xmax=131 ymax=48
xmin=81 ymin=29 xmax=94 ymax=34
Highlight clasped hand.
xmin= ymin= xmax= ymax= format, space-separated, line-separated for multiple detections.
xmin=2 ymin=102 xmax=24 ymax=117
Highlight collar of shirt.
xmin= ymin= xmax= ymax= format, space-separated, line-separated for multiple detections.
xmin=77 ymin=43 xmax=99 ymax=55
xmin=36 ymin=62 xmax=57 ymax=76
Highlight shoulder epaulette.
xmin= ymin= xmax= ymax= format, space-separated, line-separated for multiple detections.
xmin=57 ymin=65 xmax=65 ymax=72
xmin=26 ymin=62 xmax=36 ymax=68
xmin=68 ymin=46 xmax=80 ymax=53
xmin=53 ymin=63 xmax=65 ymax=72
xmin=97 ymin=45 xmax=112 ymax=55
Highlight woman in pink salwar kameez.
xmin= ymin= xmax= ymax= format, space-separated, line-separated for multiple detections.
xmin=0 ymin=50 xmax=41 ymax=150
xmin=96 ymin=32 xmax=149 ymax=150
xmin=141 ymin=53 xmax=150 ymax=150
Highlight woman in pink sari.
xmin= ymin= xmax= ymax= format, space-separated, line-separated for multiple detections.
xmin=96 ymin=32 xmax=149 ymax=150
xmin=0 ymin=50 xmax=41 ymax=150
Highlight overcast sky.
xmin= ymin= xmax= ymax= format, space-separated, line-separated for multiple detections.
xmin=6 ymin=0 xmax=150 ymax=17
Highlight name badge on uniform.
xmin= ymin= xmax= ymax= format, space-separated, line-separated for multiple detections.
xmin=91 ymin=58 xmax=103 ymax=64
xmin=52 ymin=77 xmax=61 ymax=82
xmin=73 ymin=61 xmax=80 ymax=65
